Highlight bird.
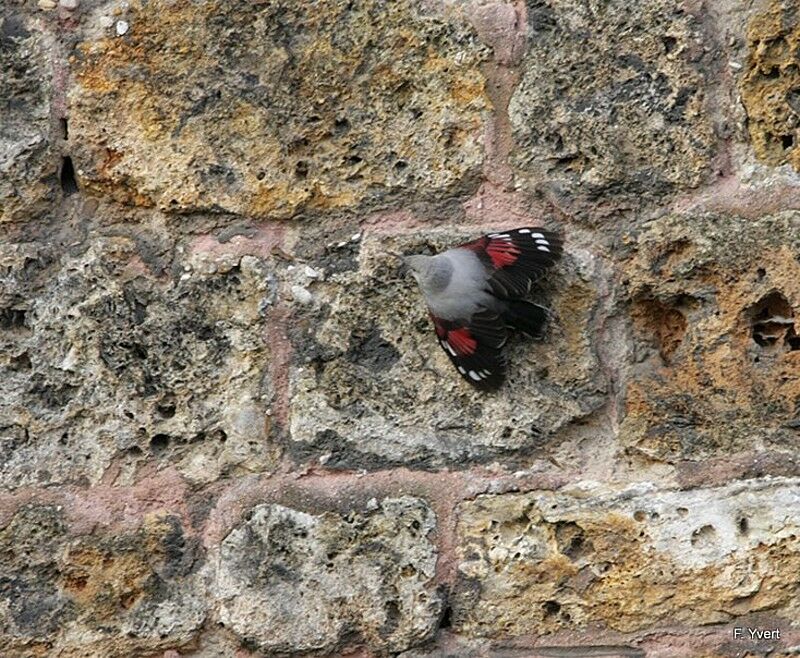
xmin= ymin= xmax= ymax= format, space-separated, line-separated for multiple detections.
xmin=403 ymin=227 xmax=562 ymax=391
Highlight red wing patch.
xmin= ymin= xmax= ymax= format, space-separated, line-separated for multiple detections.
xmin=485 ymin=239 xmax=520 ymax=268
xmin=427 ymin=311 xmax=508 ymax=391
xmin=445 ymin=327 xmax=477 ymax=355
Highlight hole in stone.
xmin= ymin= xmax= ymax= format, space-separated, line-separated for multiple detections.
xmin=9 ymin=351 xmax=32 ymax=371
xmin=634 ymin=298 xmax=687 ymax=363
xmin=150 ymin=434 xmax=170 ymax=453
xmin=347 ymin=155 xmax=363 ymax=165
xmin=748 ymin=291 xmax=796 ymax=350
xmin=690 ymin=524 xmax=717 ymax=548
xmin=662 ymin=36 xmax=677 ymax=53
xmin=439 ymin=603 xmax=452 ymax=629
xmin=60 ymin=156 xmax=78 ymax=196
xmin=384 ymin=600 xmax=400 ymax=624
xmin=766 ymin=66 xmax=780 ymax=79
xmin=787 ymin=326 xmax=800 ymax=351
xmin=256 ymin=170 xmax=266 ymax=180
xmin=60 ymin=117 xmax=68 ymax=140
xmin=215 ymin=429 xmax=227 ymax=443
xmin=294 ymin=161 xmax=309 ymax=179
xmin=126 ymin=445 xmax=143 ymax=456
xmin=738 ymin=517 xmax=749 ymax=535
xmin=677 ymin=507 xmax=689 ymax=518
xmin=543 ymin=600 xmax=561 ymax=617
xmin=334 ymin=117 xmax=350 ymax=133
xmin=756 ymin=267 xmax=767 ymax=280
xmin=782 ymin=134 xmax=795 ymax=150
xmin=0 ymin=307 xmax=27 ymax=330
xmin=156 ymin=402 xmax=176 ymax=419
xmin=634 ymin=510 xmax=647 ymax=522
xmin=394 ymin=160 xmax=408 ymax=170
xmin=555 ymin=521 xmax=593 ymax=560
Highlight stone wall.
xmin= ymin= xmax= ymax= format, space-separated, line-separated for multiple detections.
xmin=2 ymin=0 xmax=800 ymax=655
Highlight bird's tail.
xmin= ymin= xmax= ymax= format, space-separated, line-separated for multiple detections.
xmin=501 ymin=300 xmax=549 ymax=338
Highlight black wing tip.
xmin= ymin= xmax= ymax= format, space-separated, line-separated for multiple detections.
xmin=470 ymin=375 xmax=504 ymax=392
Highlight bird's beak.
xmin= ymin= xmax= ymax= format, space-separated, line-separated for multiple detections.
xmin=386 ymin=251 xmax=411 ymax=275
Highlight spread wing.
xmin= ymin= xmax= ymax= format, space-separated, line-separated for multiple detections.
xmin=429 ymin=309 xmax=508 ymax=391
xmin=458 ymin=227 xmax=563 ymax=298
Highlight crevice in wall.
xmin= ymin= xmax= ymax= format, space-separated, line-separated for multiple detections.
xmin=60 ymin=156 xmax=78 ymax=196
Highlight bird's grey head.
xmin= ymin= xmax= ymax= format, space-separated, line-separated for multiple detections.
xmin=403 ymin=254 xmax=452 ymax=294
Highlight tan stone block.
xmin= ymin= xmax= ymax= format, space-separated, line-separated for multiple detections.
xmin=453 ymin=478 xmax=800 ymax=637
xmin=68 ymin=0 xmax=490 ymax=217
xmin=740 ymin=0 xmax=800 ymax=168
xmin=620 ymin=211 xmax=800 ymax=462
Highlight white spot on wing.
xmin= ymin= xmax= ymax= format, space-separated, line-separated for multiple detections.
xmin=468 ymin=370 xmax=482 ymax=381
xmin=458 ymin=366 xmax=467 ymax=374
xmin=531 ymin=232 xmax=545 ymax=239
xmin=535 ymin=238 xmax=549 ymax=246
xmin=518 ymin=229 xmax=531 ymax=234
xmin=489 ymin=233 xmax=510 ymax=239
xmin=441 ymin=339 xmax=457 ymax=356
xmin=537 ymin=245 xmax=551 ymax=252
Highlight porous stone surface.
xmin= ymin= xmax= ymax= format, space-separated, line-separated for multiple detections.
xmin=740 ymin=0 xmax=800 ymax=169
xmin=0 ymin=6 xmax=56 ymax=224
xmin=453 ymin=478 xmax=800 ymax=637
xmin=68 ymin=0 xmax=489 ymax=217
xmin=0 ymin=505 xmax=205 ymax=657
xmin=621 ymin=211 xmax=800 ymax=463
xmin=0 ymin=229 xmax=277 ymax=488
xmin=509 ymin=0 xmax=722 ymax=210
xmin=214 ymin=496 xmax=441 ymax=655
xmin=286 ymin=228 xmax=609 ymax=469
xmin=3 ymin=0 xmax=800 ymax=655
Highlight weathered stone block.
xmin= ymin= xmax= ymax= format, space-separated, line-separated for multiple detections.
xmin=621 ymin=211 xmax=800 ymax=462
xmin=69 ymin=0 xmax=489 ymax=217
xmin=453 ymin=478 xmax=800 ymax=637
xmin=0 ymin=505 xmax=72 ymax=657
xmin=0 ymin=233 xmax=276 ymax=488
xmin=0 ymin=506 xmax=205 ymax=657
xmin=0 ymin=7 xmax=57 ymax=224
xmin=510 ymin=0 xmax=721 ymax=209
xmin=214 ymin=496 xmax=441 ymax=655
xmin=285 ymin=228 xmax=608 ymax=470
xmin=740 ymin=0 xmax=800 ymax=168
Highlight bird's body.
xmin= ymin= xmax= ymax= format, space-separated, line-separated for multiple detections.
xmin=404 ymin=227 xmax=562 ymax=390
xmin=407 ymin=249 xmax=497 ymax=320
